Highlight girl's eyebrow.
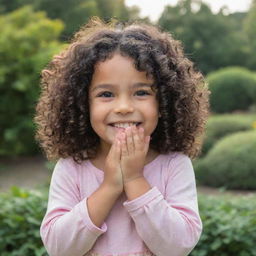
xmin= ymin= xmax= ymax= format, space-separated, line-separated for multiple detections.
xmin=91 ymin=82 xmax=154 ymax=92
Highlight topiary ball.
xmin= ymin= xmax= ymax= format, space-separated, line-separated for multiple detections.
xmin=207 ymin=67 xmax=256 ymax=113
xmin=195 ymin=130 xmax=256 ymax=190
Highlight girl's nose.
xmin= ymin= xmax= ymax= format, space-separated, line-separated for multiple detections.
xmin=114 ymin=98 xmax=134 ymax=114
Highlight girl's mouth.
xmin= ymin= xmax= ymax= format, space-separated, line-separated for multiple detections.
xmin=108 ymin=122 xmax=142 ymax=131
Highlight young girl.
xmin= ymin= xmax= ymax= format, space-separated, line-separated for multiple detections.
xmin=35 ymin=17 xmax=210 ymax=256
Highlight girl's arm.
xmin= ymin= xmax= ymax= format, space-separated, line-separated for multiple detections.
xmin=87 ymin=182 xmax=122 ymax=227
xmin=123 ymin=153 xmax=202 ymax=256
xmin=40 ymin=159 xmax=121 ymax=256
xmin=87 ymin=132 xmax=124 ymax=228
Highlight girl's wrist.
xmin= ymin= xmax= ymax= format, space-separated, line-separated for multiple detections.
xmin=123 ymin=175 xmax=144 ymax=186
xmin=123 ymin=176 xmax=151 ymax=201
xmin=101 ymin=181 xmax=123 ymax=195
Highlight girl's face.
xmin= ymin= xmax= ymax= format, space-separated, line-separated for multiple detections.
xmin=89 ymin=53 xmax=159 ymax=154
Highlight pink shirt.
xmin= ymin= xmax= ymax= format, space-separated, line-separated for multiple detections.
xmin=40 ymin=152 xmax=202 ymax=256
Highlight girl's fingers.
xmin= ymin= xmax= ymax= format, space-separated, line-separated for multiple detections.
xmin=144 ymin=135 xmax=151 ymax=152
xmin=132 ymin=125 xmax=143 ymax=151
xmin=125 ymin=127 xmax=134 ymax=155
xmin=115 ymin=136 xmax=121 ymax=161
xmin=137 ymin=126 xmax=150 ymax=152
xmin=111 ymin=132 xmax=121 ymax=161
xmin=120 ymin=132 xmax=129 ymax=156
xmin=138 ymin=127 xmax=145 ymax=141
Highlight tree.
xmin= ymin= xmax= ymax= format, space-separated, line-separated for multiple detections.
xmin=243 ymin=0 xmax=256 ymax=70
xmin=158 ymin=0 xmax=249 ymax=74
xmin=0 ymin=0 xmax=141 ymax=40
xmin=0 ymin=6 xmax=64 ymax=156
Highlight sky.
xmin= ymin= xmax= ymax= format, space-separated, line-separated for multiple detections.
xmin=125 ymin=0 xmax=252 ymax=22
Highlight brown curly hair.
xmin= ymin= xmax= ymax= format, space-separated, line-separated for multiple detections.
xmin=34 ymin=17 xmax=210 ymax=164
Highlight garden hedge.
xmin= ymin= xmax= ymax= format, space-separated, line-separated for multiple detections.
xmin=1 ymin=186 xmax=256 ymax=255
xmin=201 ymin=113 xmax=256 ymax=156
xmin=195 ymin=130 xmax=256 ymax=190
xmin=191 ymin=194 xmax=256 ymax=256
xmin=0 ymin=186 xmax=48 ymax=256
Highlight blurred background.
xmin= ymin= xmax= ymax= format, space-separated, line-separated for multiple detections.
xmin=0 ymin=0 xmax=256 ymax=255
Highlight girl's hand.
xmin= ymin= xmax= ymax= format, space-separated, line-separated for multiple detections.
xmin=120 ymin=126 xmax=150 ymax=184
xmin=103 ymin=131 xmax=123 ymax=193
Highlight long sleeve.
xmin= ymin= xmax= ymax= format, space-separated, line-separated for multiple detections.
xmin=123 ymin=154 xmax=202 ymax=256
xmin=40 ymin=159 xmax=107 ymax=256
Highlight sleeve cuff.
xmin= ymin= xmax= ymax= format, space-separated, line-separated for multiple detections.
xmin=123 ymin=186 xmax=163 ymax=212
xmin=78 ymin=198 xmax=107 ymax=235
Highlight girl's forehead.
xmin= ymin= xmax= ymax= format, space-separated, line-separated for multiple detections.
xmin=91 ymin=54 xmax=154 ymax=86
xmin=94 ymin=54 xmax=134 ymax=70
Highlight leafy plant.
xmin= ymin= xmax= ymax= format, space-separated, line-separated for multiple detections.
xmin=0 ymin=186 xmax=48 ymax=255
xmin=1 ymin=185 xmax=256 ymax=255
xmin=191 ymin=194 xmax=256 ymax=256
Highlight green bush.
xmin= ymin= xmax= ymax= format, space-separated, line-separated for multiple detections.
xmin=0 ymin=6 xmax=64 ymax=157
xmin=191 ymin=194 xmax=256 ymax=256
xmin=202 ymin=113 xmax=256 ymax=156
xmin=249 ymin=73 xmax=256 ymax=104
xmin=1 ymin=186 xmax=256 ymax=255
xmin=207 ymin=67 xmax=256 ymax=113
xmin=195 ymin=130 xmax=256 ymax=189
xmin=0 ymin=186 xmax=48 ymax=256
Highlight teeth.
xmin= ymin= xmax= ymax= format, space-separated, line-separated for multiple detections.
xmin=113 ymin=122 xmax=137 ymax=128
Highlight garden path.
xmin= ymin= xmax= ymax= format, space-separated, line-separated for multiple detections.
xmin=0 ymin=155 xmax=50 ymax=192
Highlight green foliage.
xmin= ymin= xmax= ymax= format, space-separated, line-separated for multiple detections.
xmin=1 ymin=186 xmax=256 ymax=255
xmin=0 ymin=186 xmax=48 ymax=256
xmin=202 ymin=114 xmax=256 ymax=156
xmin=0 ymin=0 xmax=141 ymax=39
xmin=249 ymin=73 xmax=256 ymax=104
xmin=243 ymin=0 xmax=256 ymax=69
xmin=158 ymin=0 xmax=249 ymax=74
xmin=191 ymin=194 xmax=256 ymax=256
xmin=207 ymin=67 xmax=256 ymax=113
xmin=195 ymin=130 xmax=256 ymax=190
xmin=31 ymin=0 xmax=99 ymax=38
xmin=0 ymin=6 xmax=64 ymax=157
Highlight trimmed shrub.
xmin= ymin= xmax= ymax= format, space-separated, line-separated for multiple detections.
xmin=202 ymin=114 xmax=256 ymax=156
xmin=249 ymin=73 xmax=256 ymax=104
xmin=207 ymin=67 xmax=256 ymax=113
xmin=195 ymin=130 xmax=256 ymax=189
xmin=0 ymin=186 xmax=48 ymax=256
xmin=191 ymin=194 xmax=256 ymax=256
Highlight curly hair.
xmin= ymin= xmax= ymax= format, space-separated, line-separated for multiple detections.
xmin=34 ymin=17 xmax=210 ymax=164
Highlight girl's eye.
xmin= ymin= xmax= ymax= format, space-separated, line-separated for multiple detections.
xmin=135 ymin=90 xmax=150 ymax=96
xmin=97 ymin=91 xmax=113 ymax=98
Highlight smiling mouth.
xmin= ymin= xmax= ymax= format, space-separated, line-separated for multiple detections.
xmin=109 ymin=122 xmax=142 ymax=129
